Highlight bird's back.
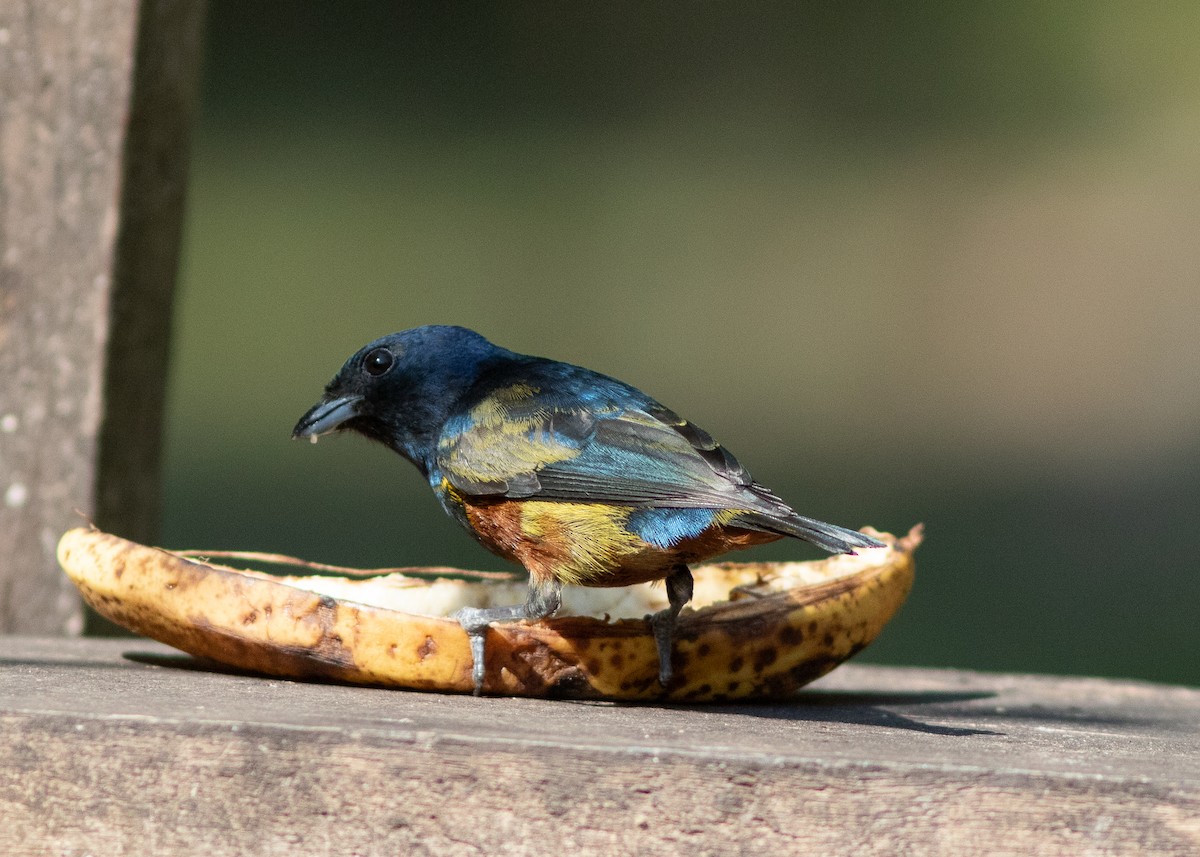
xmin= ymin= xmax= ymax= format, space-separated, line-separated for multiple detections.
xmin=433 ymin=354 xmax=877 ymax=567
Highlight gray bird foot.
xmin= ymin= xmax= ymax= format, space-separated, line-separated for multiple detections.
xmin=650 ymin=610 xmax=677 ymax=686
xmin=452 ymin=607 xmax=494 ymax=696
xmin=649 ymin=564 xmax=695 ymax=688
xmin=452 ymin=580 xmax=563 ymax=696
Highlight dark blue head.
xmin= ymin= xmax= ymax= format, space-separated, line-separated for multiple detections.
xmin=292 ymin=325 xmax=514 ymax=470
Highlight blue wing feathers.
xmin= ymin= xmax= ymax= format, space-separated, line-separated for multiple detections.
xmin=627 ymin=508 xmax=717 ymax=549
xmin=436 ymin=356 xmax=884 ymax=554
xmin=441 ymin=358 xmax=764 ymax=506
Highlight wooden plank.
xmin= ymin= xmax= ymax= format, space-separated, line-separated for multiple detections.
xmin=0 ymin=1 xmax=204 ymax=633
xmin=2 ymin=637 xmax=1197 ymax=856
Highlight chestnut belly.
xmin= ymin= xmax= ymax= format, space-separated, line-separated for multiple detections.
xmin=462 ymin=498 xmax=780 ymax=587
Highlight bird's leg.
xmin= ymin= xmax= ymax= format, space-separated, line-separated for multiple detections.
xmin=650 ymin=563 xmax=694 ymax=687
xmin=453 ymin=578 xmax=562 ymax=696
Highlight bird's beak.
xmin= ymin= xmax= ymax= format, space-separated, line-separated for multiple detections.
xmin=292 ymin=394 xmax=363 ymax=442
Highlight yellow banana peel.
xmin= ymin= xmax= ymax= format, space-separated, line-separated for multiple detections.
xmin=57 ymin=525 xmax=920 ymax=701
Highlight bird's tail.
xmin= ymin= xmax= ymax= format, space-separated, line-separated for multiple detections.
xmin=731 ymin=507 xmax=885 ymax=555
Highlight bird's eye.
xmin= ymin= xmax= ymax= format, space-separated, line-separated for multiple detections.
xmin=363 ymin=348 xmax=394 ymax=376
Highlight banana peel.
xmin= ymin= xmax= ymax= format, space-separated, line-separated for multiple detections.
xmin=57 ymin=525 xmax=920 ymax=702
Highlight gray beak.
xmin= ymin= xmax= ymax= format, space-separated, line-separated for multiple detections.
xmin=292 ymin=395 xmax=362 ymax=441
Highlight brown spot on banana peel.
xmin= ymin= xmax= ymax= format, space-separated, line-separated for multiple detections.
xmin=57 ymin=525 xmax=919 ymax=702
xmin=417 ymin=636 xmax=437 ymax=660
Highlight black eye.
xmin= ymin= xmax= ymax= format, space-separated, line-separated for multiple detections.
xmin=363 ymin=347 xmax=394 ymax=376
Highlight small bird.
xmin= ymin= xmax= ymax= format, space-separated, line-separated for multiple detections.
xmin=293 ymin=325 xmax=882 ymax=694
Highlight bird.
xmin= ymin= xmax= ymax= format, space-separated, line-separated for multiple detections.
xmin=292 ymin=325 xmax=883 ymax=694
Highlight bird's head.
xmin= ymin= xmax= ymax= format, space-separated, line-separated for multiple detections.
xmin=292 ymin=325 xmax=510 ymax=470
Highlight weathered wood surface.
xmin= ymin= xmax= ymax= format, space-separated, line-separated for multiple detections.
xmin=0 ymin=1 xmax=204 ymax=633
xmin=1 ymin=637 xmax=1196 ymax=856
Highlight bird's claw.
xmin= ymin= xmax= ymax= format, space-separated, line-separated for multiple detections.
xmin=650 ymin=610 xmax=675 ymax=687
xmin=466 ymin=628 xmax=487 ymax=696
xmin=648 ymin=563 xmax=691 ymax=688
xmin=453 ymin=607 xmax=490 ymax=695
xmin=452 ymin=582 xmax=563 ymax=697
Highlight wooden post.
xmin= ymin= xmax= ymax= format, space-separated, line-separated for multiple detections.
xmin=0 ymin=1 xmax=205 ymax=633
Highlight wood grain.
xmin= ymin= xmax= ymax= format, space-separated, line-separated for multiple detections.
xmin=2 ymin=637 xmax=1196 ymax=856
xmin=0 ymin=1 xmax=204 ymax=632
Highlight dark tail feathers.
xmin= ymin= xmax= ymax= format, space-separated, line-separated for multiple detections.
xmin=733 ymin=510 xmax=885 ymax=555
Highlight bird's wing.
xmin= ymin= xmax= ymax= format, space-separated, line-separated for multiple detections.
xmin=434 ymin=374 xmax=760 ymax=509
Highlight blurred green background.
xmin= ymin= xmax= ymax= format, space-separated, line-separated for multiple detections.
xmin=160 ymin=2 xmax=1199 ymax=686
